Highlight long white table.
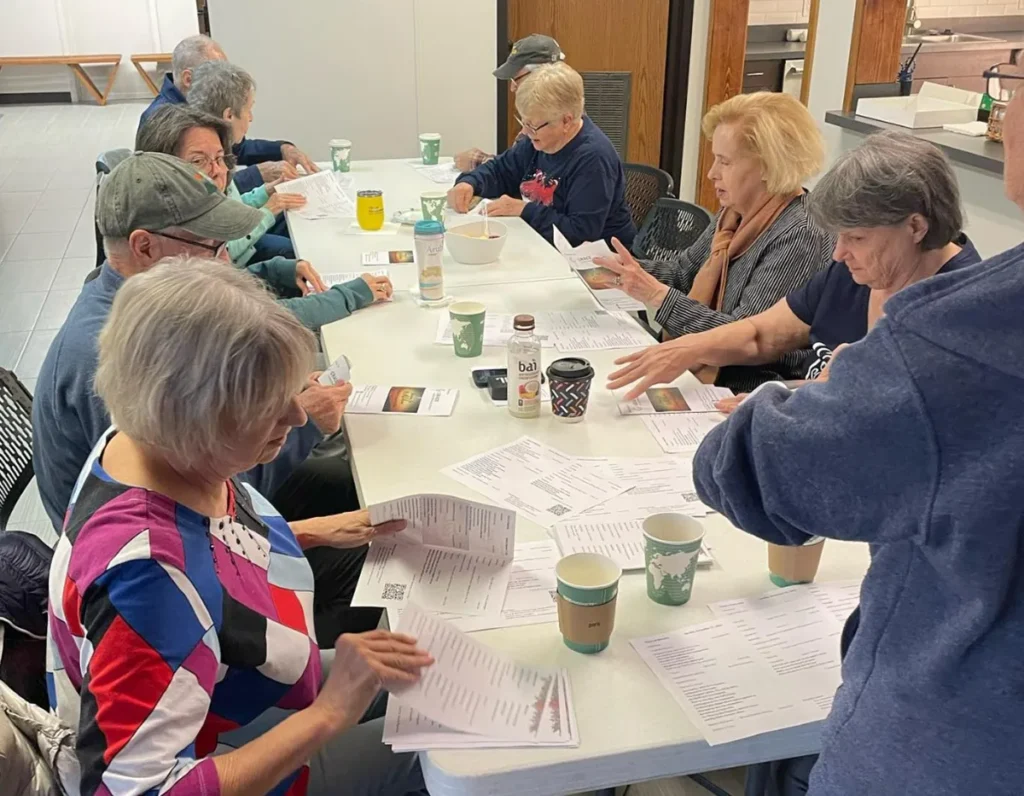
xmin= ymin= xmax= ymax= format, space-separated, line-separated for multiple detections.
xmin=287 ymin=159 xmax=575 ymax=291
xmin=301 ymin=159 xmax=870 ymax=796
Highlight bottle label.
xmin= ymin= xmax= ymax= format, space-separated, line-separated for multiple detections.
xmin=508 ymin=352 xmax=541 ymax=417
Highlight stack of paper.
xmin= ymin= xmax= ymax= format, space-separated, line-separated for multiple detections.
xmin=386 ymin=605 xmax=578 ymax=750
xmin=554 ymin=227 xmax=646 ymax=312
xmin=618 ymin=384 xmax=734 ymax=415
xmin=434 ymin=310 xmax=654 ymax=352
xmin=641 ymin=413 xmax=725 ymax=454
xmin=631 ymin=581 xmax=861 ymax=746
xmin=410 ymin=161 xmax=462 ymax=184
xmin=346 ymin=385 xmax=459 ymax=416
xmin=321 ymin=268 xmax=388 ymax=288
xmin=274 ymin=170 xmax=356 ymax=219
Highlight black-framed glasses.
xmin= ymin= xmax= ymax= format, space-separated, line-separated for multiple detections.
xmin=515 ymin=115 xmax=552 ymax=135
xmin=983 ymin=63 xmax=1024 ymax=102
xmin=148 ymin=230 xmax=228 ymax=258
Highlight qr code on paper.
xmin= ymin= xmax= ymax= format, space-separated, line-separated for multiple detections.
xmin=382 ymin=583 xmax=407 ymax=601
xmin=546 ymin=504 xmax=572 ymax=517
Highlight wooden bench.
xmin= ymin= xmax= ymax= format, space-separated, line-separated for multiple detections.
xmin=130 ymin=53 xmax=172 ymax=96
xmin=0 ymin=54 xmax=122 ymax=105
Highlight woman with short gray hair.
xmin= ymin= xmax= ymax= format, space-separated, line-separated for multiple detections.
xmin=48 ymin=258 xmax=430 ymax=796
xmin=606 ymin=130 xmax=982 ymax=401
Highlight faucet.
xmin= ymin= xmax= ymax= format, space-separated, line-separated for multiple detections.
xmin=905 ymin=0 xmax=921 ymax=37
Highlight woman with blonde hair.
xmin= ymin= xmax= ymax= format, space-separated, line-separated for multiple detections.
xmin=595 ymin=91 xmax=834 ymax=391
xmin=448 ymin=61 xmax=635 ymax=248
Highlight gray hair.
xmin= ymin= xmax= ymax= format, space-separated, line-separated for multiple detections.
xmin=188 ymin=61 xmax=255 ymax=119
xmin=515 ymin=62 xmax=585 ymax=121
xmin=808 ymin=131 xmax=963 ymax=250
xmin=95 ymin=258 xmax=315 ymax=470
xmin=172 ymin=35 xmax=223 ymax=88
xmin=135 ymin=104 xmax=234 ymax=165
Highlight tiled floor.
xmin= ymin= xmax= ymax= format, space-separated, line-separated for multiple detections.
xmin=1 ymin=101 xmax=148 ymax=545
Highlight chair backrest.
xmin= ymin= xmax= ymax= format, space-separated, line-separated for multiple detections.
xmin=623 ymin=163 xmax=675 ymax=231
xmin=0 ymin=370 xmax=33 ymax=534
xmin=631 ymin=197 xmax=714 ymax=262
xmin=94 ymin=149 xmax=132 ymax=268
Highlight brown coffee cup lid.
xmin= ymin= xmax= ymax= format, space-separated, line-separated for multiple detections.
xmin=513 ymin=314 xmax=535 ymax=331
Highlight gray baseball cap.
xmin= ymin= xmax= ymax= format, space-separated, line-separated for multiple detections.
xmin=96 ymin=152 xmax=263 ymax=241
xmin=494 ymin=34 xmax=565 ymax=80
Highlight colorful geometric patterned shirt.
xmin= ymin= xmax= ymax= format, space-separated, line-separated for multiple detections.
xmin=47 ymin=429 xmax=321 ymax=796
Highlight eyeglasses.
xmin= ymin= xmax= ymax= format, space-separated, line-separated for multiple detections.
xmin=187 ymin=153 xmax=236 ymax=172
xmin=983 ymin=62 xmax=1024 ymax=102
xmin=515 ymin=115 xmax=552 ymax=135
xmin=149 ymin=230 xmax=228 ymax=258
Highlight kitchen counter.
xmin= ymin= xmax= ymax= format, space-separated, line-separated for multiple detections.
xmin=745 ymin=41 xmax=806 ymax=60
xmin=825 ymin=110 xmax=1003 ymax=175
xmin=900 ymin=36 xmax=1024 ymax=55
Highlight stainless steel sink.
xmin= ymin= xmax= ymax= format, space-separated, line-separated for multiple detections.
xmin=904 ymin=33 xmax=1005 ymax=43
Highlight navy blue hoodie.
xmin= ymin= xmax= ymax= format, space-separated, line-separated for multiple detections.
xmin=456 ymin=116 xmax=636 ymax=248
xmin=695 ymin=246 xmax=1024 ymax=795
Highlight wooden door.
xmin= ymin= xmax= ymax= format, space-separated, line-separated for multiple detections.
xmin=507 ymin=0 xmax=670 ymax=166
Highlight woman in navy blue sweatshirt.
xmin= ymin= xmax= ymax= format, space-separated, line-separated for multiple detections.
xmin=448 ymin=62 xmax=635 ymax=249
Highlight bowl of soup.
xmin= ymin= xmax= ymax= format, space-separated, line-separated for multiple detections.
xmin=446 ymin=220 xmax=508 ymax=265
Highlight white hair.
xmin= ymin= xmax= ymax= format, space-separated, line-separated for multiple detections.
xmin=515 ymin=62 xmax=585 ymax=121
xmin=188 ymin=61 xmax=255 ymax=118
xmin=172 ymin=35 xmax=223 ymax=88
xmin=95 ymin=257 xmax=315 ymax=470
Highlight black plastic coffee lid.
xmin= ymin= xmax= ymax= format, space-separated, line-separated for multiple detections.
xmin=547 ymin=357 xmax=594 ymax=381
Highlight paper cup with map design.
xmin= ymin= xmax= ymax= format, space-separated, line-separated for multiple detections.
xmin=767 ymin=537 xmax=825 ymax=587
xmin=643 ymin=513 xmax=705 ymax=606
xmin=555 ymin=553 xmax=621 ymax=654
xmin=448 ymin=301 xmax=486 ymax=358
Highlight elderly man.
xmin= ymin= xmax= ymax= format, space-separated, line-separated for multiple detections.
xmin=33 ymin=153 xmax=381 ymax=646
xmin=453 ymin=34 xmax=565 ymax=172
xmin=139 ymin=34 xmax=316 ymax=192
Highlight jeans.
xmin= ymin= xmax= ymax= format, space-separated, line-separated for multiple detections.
xmin=250 ymin=231 xmax=295 ymax=263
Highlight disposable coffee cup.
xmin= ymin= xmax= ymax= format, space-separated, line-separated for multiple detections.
xmin=643 ymin=514 xmax=705 ymax=606
xmin=448 ymin=301 xmax=486 ymax=358
xmin=420 ymin=191 xmax=447 ymax=222
xmin=419 ymin=133 xmax=442 ymax=165
xmin=767 ymin=537 xmax=825 ymax=587
xmin=555 ymin=552 xmax=621 ymax=654
xmin=547 ymin=357 xmax=595 ymax=423
xmin=329 ymin=138 xmax=352 ymax=172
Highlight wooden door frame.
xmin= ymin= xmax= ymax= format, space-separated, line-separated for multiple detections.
xmin=842 ymin=0 xmax=905 ymax=111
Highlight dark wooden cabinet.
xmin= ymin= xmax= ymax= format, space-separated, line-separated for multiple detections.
xmin=742 ymin=59 xmax=783 ymax=93
xmin=910 ymin=48 xmax=1014 ymax=94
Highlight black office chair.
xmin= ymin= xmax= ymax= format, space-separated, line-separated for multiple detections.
xmin=632 ymin=197 xmax=714 ymax=262
xmin=0 ymin=369 xmax=34 ymax=534
xmin=93 ymin=149 xmax=132 ymax=268
xmin=623 ymin=163 xmax=675 ymax=231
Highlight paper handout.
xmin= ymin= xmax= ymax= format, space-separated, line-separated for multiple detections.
xmin=321 ymin=268 xmax=388 ymax=288
xmin=318 ymin=354 xmax=351 ymax=385
xmin=434 ymin=310 xmax=652 ymax=352
xmin=618 ymin=384 xmax=734 ymax=415
xmin=410 ymin=161 xmax=462 ymax=184
xmin=275 ymin=170 xmax=356 ymax=219
xmin=442 ymin=436 xmax=631 ymax=528
xmin=642 ymin=413 xmax=725 ymax=454
xmin=388 ymin=605 xmax=578 ymax=747
xmin=554 ymin=226 xmax=646 ymax=312
xmin=345 ymin=385 xmax=459 ymax=416
xmin=362 ymin=250 xmax=414 ymax=266
xmin=351 ymin=494 xmax=515 ymax=616
xmin=552 ymin=519 xmax=713 ymax=571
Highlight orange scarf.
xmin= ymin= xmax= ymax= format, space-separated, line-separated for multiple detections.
xmin=688 ymin=192 xmax=802 ymax=383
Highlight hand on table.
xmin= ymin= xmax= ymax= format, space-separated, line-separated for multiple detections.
xmin=298 ymin=376 xmax=352 ymax=434
xmin=715 ymin=394 xmax=748 ymax=415
xmin=593 ymin=237 xmax=670 ymax=308
xmin=258 ymin=160 xmax=300 ymax=182
xmin=296 ymin=260 xmax=326 ymax=295
xmin=453 ymin=148 xmax=489 ymax=173
xmin=447 ymin=182 xmax=475 ymax=213
xmin=312 ymin=631 xmax=433 ymax=733
xmin=607 ymin=339 xmax=702 ymax=401
xmin=360 ymin=273 xmax=393 ymax=302
xmin=281 ymin=143 xmax=319 ymax=174
xmin=482 ymin=195 xmax=526 ymax=217
xmin=265 ymin=191 xmax=306 ymax=215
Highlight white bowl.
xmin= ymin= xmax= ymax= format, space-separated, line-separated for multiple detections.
xmin=446 ymin=220 xmax=508 ymax=264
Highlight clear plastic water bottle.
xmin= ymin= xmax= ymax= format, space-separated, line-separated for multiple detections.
xmin=507 ymin=314 xmax=541 ymax=419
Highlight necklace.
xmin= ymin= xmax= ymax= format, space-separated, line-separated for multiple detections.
xmin=208 ymin=480 xmax=269 ymax=576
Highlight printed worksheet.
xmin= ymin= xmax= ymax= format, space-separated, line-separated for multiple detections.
xmin=317 ymin=354 xmax=351 ymax=385
xmin=351 ymin=494 xmax=515 ymax=616
xmin=434 ymin=310 xmax=652 ymax=352
xmin=434 ymin=313 xmax=555 ymax=349
xmin=345 ymin=385 xmax=459 ymax=416
xmin=576 ymin=455 xmax=708 ymax=522
xmin=618 ymin=384 xmax=734 ymax=415
xmin=386 ymin=540 xmax=561 ymax=633
xmin=552 ymin=519 xmax=713 ymax=571
xmin=641 ymin=413 xmax=725 ymax=454
xmin=391 ymin=605 xmax=577 ymax=743
xmin=362 ymin=250 xmax=414 ymax=266
xmin=321 ymin=268 xmax=388 ymax=288
xmin=410 ymin=161 xmax=462 ymax=184
xmin=554 ymin=226 xmax=645 ymax=312
xmin=275 ymin=170 xmax=356 ymax=219
xmin=442 ymin=437 xmax=630 ymax=528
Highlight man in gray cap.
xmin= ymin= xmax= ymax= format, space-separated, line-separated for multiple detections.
xmin=32 ymin=153 xmax=375 ymax=644
xmin=453 ymin=34 xmax=565 ymax=173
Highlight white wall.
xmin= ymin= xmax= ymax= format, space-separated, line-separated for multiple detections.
xmin=678 ymin=0 xmax=712 ymax=203
xmin=916 ymin=0 xmax=1024 ymax=18
xmin=208 ymin=0 xmax=496 ymax=163
xmin=748 ymin=0 xmax=812 ymax=25
xmin=0 ymin=0 xmax=197 ymax=100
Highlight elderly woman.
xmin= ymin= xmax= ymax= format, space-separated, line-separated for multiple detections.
xmin=189 ymin=60 xmax=298 ymax=263
xmin=47 ymin=258 xmax=430 ymax=796
xmin=137 ymin=104 xmax=393 ymax=330
xmin=608 ymin=131 xmax=980 ymax=400
xmin=595 ymin=92 xmax=832 ymax=390
xmin=447 ymin=61 xmax=635 ymax=248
